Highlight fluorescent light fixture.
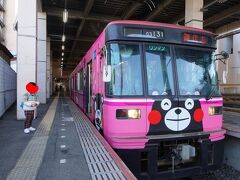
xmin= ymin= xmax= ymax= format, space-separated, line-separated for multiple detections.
xmin=61 ymin=58 xmax=64 ymax=61
xmin=62 ymin=34 xmax=66 ymax=42
xmin=63 ymin=9 xmax=68 ymax=23
xmin=62 ymin=52 xmax=64 ymax=56
xmin=62 ymin=45 xmax=65 ymax=50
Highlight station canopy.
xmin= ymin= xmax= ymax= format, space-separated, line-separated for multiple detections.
xmin=42 ymin=0 xmax=240 ymax=71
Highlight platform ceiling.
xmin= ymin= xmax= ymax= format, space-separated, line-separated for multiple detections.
xmin=42 ymin=0 xmax=240 ymax=71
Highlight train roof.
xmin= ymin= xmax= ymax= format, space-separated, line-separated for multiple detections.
xmin=106 ymin=20 xmax=214 ymax=35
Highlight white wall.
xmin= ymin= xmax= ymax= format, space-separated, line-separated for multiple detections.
xmin=17 ymin=0 xmax=37 ymax=119
xmin=3 ymin=0 xmax=17 ymax=53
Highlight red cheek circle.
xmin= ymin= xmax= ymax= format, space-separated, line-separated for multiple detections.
xmin=194 ymin=108 xmax=204 ymax=122
xmin=148 ymin=110 xmax=161 ymax=125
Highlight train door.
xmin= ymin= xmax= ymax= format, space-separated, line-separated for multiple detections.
xmin=146 ymin=44 xmax=178 ymax=135
xmin=86 ymin=61 xmax=92 ymax=115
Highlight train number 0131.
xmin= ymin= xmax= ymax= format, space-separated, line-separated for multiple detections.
xmin=144 ymin=30 xmax=164 ymax=38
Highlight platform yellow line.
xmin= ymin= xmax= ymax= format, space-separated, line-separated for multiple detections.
xmin=7 ymin=96 xmax=59 ymax=180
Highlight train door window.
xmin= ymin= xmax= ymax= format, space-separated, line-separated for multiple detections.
xmin=71 ymin=77 xmax=74 ymax=90
xmin=145 ymin=44 xmax=174 ymax=96
xmin=106 ymin=43 xmax=143 ymax=96
xmin=86 ymin=61 xmax=92 ymax=114
xmin=75 ymin=75 xmax=77 ymax=91
xmin=77 ymin=72 xmax=80 ymax=91
xmin=80 ymin=68 xmax=84 ymax=91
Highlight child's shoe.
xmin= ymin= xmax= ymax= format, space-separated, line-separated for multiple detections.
xmin=29 ymin=127 xmax=36 ymax=131
xmin=24 ymin=128 xmax=30 ymax=134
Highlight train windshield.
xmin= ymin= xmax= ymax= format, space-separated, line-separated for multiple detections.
xmin=175 ymin=47 xmax=220 ymax=97
xmin=107 ymin=43 xmax=143 ymax=96
xmin=145 ymin=44 xmax=174 ymax=96
xmin=106 ymin=43 xmax=220 ymax=97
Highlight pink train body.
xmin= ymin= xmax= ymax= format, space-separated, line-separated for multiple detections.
xmin=70 ymin=20 xmax=225 ymax=179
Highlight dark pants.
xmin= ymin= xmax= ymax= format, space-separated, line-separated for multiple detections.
xmin=24 ymin=110 xmax=34 ymax=128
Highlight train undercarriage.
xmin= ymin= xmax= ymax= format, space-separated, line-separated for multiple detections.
xmin=117 ymin=136 xmax=224 ymax=180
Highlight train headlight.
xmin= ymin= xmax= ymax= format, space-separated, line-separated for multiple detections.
xmin=116 ymin=109 xmax=141 ymax=119
xmin=208 ymin=106 xmax=222 ymax=116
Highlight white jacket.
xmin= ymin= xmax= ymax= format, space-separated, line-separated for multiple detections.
xmin=23 ymin=93 xmax=40 ymax=111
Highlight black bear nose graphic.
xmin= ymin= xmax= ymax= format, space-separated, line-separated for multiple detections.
xmin=175 ymin=109 xmax=182 ymax=115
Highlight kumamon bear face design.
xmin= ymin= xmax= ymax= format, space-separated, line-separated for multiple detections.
xmin=162 ymin=98 xmax=194 ymax=131
xmin=148 ymin=98 xmax=203 ymax=133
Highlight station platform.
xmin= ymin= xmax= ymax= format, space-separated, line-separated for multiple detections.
xmin=223 ymin=110 xmax=240 ymax=138
xmin=222 ymin=110 xmax=240 ymax=172
xmin=0 ymin=94 xmax=135 ymax=180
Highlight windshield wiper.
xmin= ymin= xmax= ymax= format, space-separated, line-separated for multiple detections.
xmin=205 ymin=85 xmax=217 ymax=100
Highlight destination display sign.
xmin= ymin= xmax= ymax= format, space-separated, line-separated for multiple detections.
xmin=146 ymin=45 xmax=168 ymax=52
xmin=124 ymin=28 xmax=164 ymax=39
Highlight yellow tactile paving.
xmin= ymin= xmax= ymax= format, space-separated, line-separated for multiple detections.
xmin=6 ymin=96 xmax=59 ymax=180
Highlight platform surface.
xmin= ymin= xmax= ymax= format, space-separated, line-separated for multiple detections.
xmin=223 ymin=110 xmax=240 ymax=138
xmin=0 ymin=94 xmax=135 ymax=180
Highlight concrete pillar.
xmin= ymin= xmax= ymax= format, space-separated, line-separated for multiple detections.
xmin=50 ymin=51 xmax=53 ymax=96
xmin=46 ymin=37 xmax=50 ymax=98
xmin=37 ymin=12 xmax=47 ymax=104
xmin=231 ymin=33 xmax=240 ymax=84
xmin=17 ymin=0 xmax=37 ymax=120
xmin=185 ymin=0 xmax=203 ymax=29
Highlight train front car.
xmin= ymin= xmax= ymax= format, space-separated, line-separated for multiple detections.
xmin=102 ymin=21 xmax=225 ymax=179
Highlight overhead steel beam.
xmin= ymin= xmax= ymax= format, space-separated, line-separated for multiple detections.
xmin=68 ymin=0 xmax=95 ymax=62
xmin=231 ymin=15 xmax=240 ymax=20
xmin=45 ymin=7 xmax=119 ymax=22
xmin=89 ymin=22 xmax=101 ymax=36
xmin=48 ymin=34 xmax=96 ymax=42
xmin=204 ymin=3 xmax=240 ymax=27
xmin=166 ymin=3 xmax=240 ymax=27
xmin=145 ymin=0 xmax=176 ymax=21
xmin=121 ymin=2 xmax=142 ymax=19
xmin=53 ymin=56 xmax=82 ymax=60
xmin=48 ymin=23 xmax=78 ymax=29
xmin=66 ymin=63 xmax=79 ymax=66
xmin=51 ymin=49 xmax=86 ymax=54
xmin=170 ymin=13 xmax=185 ymax=24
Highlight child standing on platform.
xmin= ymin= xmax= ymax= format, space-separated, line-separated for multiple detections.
xmin=22 ymin=82 xmax=40 ymax=134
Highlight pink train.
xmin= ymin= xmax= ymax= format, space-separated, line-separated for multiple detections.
xmin=70 ymin=20 xmax=226 ymax=179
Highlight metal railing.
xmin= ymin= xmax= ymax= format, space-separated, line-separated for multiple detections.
xmin=220 ymin=84 xmax=240 ymax=95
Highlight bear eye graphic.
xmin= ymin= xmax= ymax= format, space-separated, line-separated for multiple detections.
xmin=185 ymin=98 xmax=194 ymax=110
xmin=161 ymin=99 xmax=172 ymax=111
